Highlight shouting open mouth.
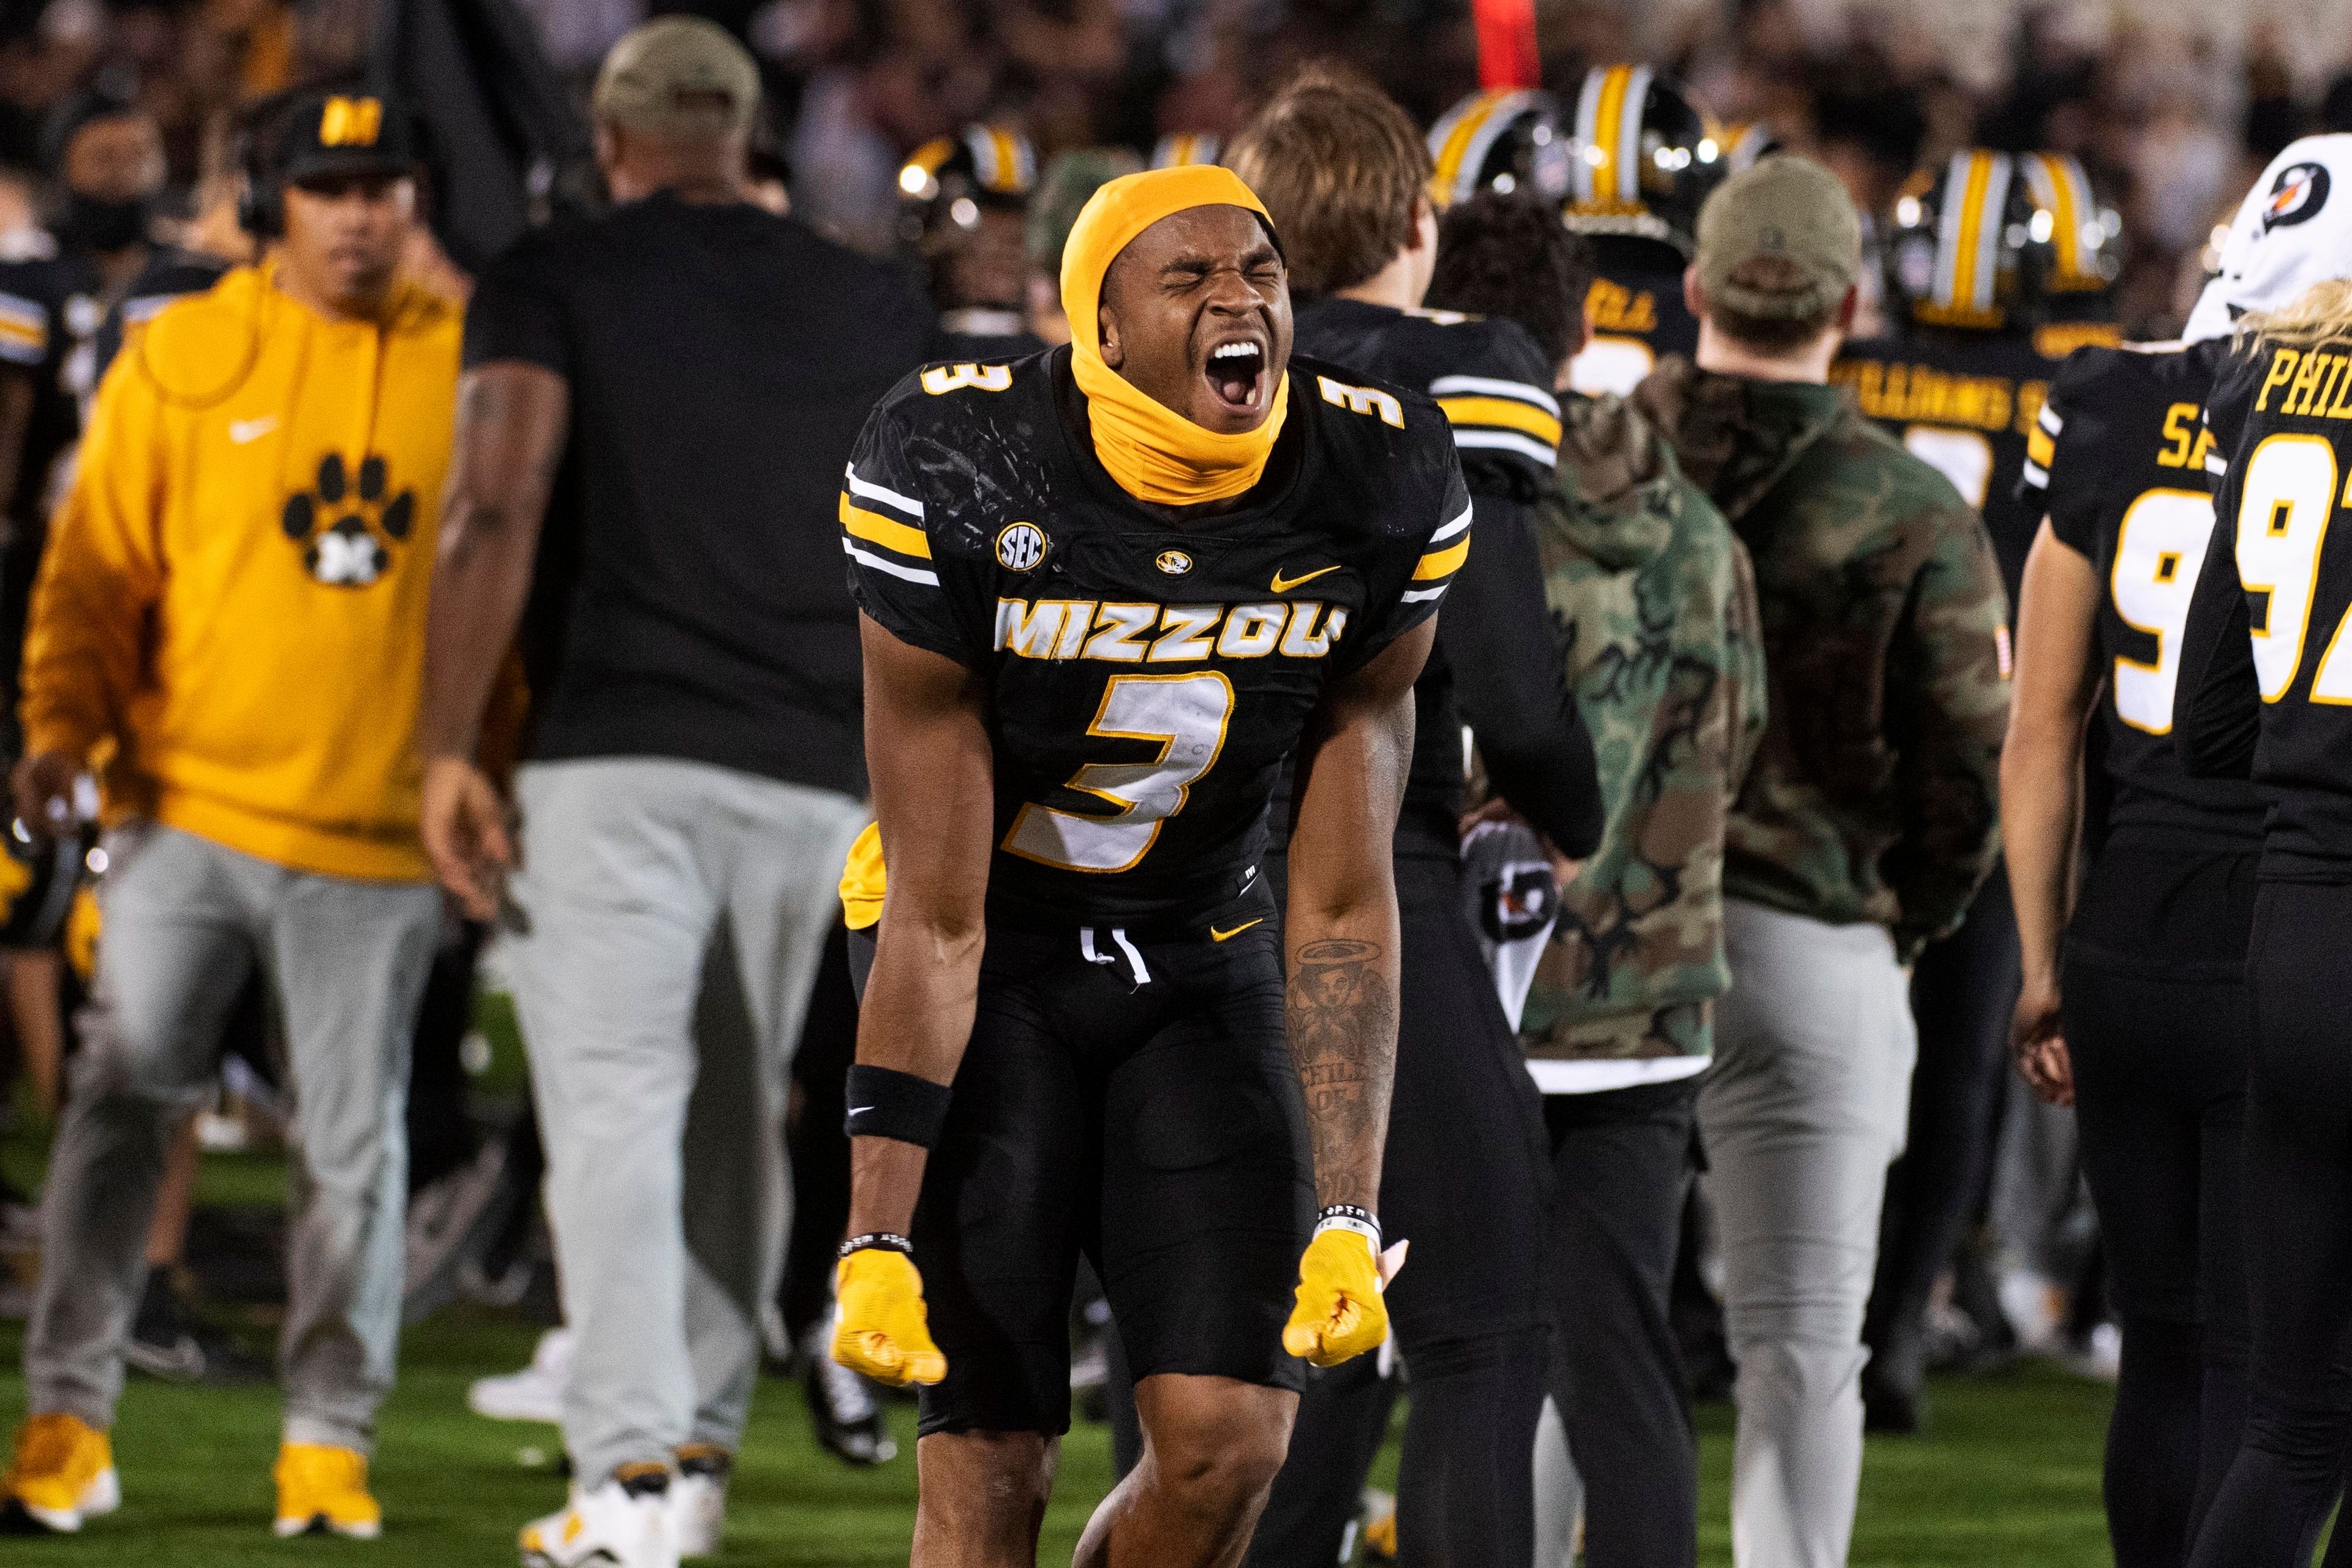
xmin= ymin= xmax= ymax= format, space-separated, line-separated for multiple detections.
xmin=1204 ymin=334 xmax=1270 ymax=419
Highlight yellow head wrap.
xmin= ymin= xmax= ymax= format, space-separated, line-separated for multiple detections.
xmin=1059 ymin=166 xmax=1292 ymax=506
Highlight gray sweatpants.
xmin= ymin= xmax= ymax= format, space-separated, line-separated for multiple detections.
xmin=1698 ymin=899 xmax=1917 ymax=1568
xmin=503 ymin=758 xmax=865 ymax=1488
xmin=26 ymin=821 xmax=439 ymax=1452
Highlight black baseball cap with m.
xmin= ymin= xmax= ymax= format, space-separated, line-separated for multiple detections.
xmin=274 ymin=90 xmax=422 ymax=186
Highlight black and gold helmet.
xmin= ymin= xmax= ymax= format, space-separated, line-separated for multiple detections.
xmin=1426 ymin=89 xmax=1570 ymax=208
xmin=1716 ymin=121 xmax=1784 ymax=175
xmin=897 ymin=124 xmax=1038 ymax=248
xmin=1885 ymin=148 xmax=2064 ymax=331
xmin=2018 ymin=150 xmax=2120 ymax=298
xmin=1150 ymin=132 xmax=1222 ymax=170
xmin=1560 ymin=64 xmax=1723 ymax=255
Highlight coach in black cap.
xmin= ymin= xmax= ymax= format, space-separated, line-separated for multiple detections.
xmin=420 ymin=17 xmax=936 ymax=1566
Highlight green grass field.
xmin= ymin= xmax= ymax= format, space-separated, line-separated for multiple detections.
xmin=0 ymin=1306 xmax=2119 ymax=1566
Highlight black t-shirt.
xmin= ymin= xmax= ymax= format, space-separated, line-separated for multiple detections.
xmin=1291 ymin=295 xmax=1602 ymax=861
xmin=1833 ymin=323 xmax=2116 ymax=606
xmin=844 ymin=346 xmax=1464 ymax=929
xmin=1564 ymin=236 xmax=1698 ymax=399
xmin=465 ymin=192 xmax=935 ymax=796
xmin=2019 ymin=337 xmax=2263 ymax=971
xmin=2178 ymin=337 xmax=2352 ymax=883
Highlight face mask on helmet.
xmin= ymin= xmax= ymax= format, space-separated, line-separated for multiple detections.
xmin=1426 ymin=89 xmax=1570 ymax=209
xmin=897 ymin=124 xmax=1038 ymax=252
xmin=2019 ymin=151 xmax=2120 ymax=298
xmin=1560 ymin=65 xmax=1723 ymax=257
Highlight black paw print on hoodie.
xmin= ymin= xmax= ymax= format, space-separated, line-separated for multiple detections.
xmin=281 ymin=453 xmax=415 ymax=587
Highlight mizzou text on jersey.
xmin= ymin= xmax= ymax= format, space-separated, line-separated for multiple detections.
xmin=1834 ymin=320 xmax=2119 ymax=603
xmin=844 ymin=345 xmax=1467 ymax=930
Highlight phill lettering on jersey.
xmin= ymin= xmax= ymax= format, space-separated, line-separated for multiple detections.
xmin=2254 ymin=346 xmax=2352 ymax=421
xmin=993 ymin=598 xmax=1348 ymax=662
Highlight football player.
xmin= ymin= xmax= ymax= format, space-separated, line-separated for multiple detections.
xmin=2173 ymin=138 xmax=2352 ymax=1568
xmin=1538 ymin=67 xmax=1724 ymax=397
xmin=1223 ymin=70 xmax=1605 ymax=1567
xmin=2000 ymin=139 xmax=2352 ymax=1563
xmin=899 ymin=125 xmax=1046 ymax=361
xmin=832 ymin=165 xmax=1464 ymax=1568
xmin=1831 ymin=148 xmax=2122 ymax=1429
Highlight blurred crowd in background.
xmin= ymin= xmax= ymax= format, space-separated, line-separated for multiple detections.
xmin=2 ymin=0 xmax=2352 ymax=335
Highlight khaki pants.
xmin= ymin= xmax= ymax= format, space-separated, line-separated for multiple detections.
xmin=1699 ymin=899 xmax=1917 ymax=1568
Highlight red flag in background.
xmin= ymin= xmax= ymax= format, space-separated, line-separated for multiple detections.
xmin=1474 ymin=0 xmax=1540 ymax=89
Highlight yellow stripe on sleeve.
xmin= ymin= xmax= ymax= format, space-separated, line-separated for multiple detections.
xmin=1414 ymin=537 xmax=1471 ymax=581
xmin=2026 ymin=426 xmax=2055 ymax=468
xmin=1438 ymin=396 xmax=1564 ymax=445
xmin=840 ymin=496 xmax=932 ymax=559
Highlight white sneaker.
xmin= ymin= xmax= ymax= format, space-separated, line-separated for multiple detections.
xmin=671 ymin=1448 xmax=729 ymax=1560
xmin=519 ymin=1471 xmax=675 ymax=1568
xmin=472 ymin=1328 xmax=572 ymax=1424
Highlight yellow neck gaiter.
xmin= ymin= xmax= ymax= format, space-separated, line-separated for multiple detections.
xmin=1060 ymin=166 xmax=1291 ymax=507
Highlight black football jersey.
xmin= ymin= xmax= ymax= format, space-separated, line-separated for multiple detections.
xmin=1564 ymin=237 xmax=1698 ymax=399
xmin=844 ymin=346 xmax=1468 ymax=928
xmin=1292 ymin=296 xmax=1573 ymax=849
xmin=1834 ymin=322 xmax=2119 ymax=605
xmin=2019 ymin=337 xmax=2263 ymax=846
xmin=2184 ymin=339 xmax=2352 ymax=881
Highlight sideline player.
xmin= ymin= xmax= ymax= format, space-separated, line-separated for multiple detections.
xmin=1223 ymin=70 xmax=1602 ymax=1567
xmin=2174 ymin=140 xmax=2352 ymax=1568
xmin=831 ymin=164 xmax=1463 ymax=1568
xmin=1997 ymin=138 xmax=2352 ymax=1561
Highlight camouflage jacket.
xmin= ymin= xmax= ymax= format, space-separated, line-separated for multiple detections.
xmin=1523 ymin=393 xmax=1766 ymax=1062
xmin=1634 ymin=358 xmax=2009 ymax=960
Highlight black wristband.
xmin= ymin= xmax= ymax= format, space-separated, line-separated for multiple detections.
xmin=839 ymin=1232 xmax=914 ymax=1260
xmin=844 ymin=1063 xmax=953 ymax=1148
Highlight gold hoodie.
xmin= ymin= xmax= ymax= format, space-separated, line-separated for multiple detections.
xmin=21 ymin=263 xmax=461 ymax=881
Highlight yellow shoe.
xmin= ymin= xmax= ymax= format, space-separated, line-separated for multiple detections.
xmin=1 ymin=1414 xmax=119 ymax=1532
xmin=272 ymin=1443 xmax=381 ymax=1539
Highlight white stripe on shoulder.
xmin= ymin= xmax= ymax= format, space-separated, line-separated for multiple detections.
xmin=843 ymin=538 xmax=940 ymax=586
xmin=2020 ymin=459 xmax=2048 ymax=488
xmin=1401 ymin=584 xmax=1452 ymax=603
xmin=1430 ymin=499 xmax=1473 ymax=543
xmin=845 ymin=464 xmax=925 ymax=520
xmin=2205 ymin=452 xmax=2229 ymax=477
xmin=2037 ymin=404 xmax=2063 ymax=437
xmin=1429 ymin=374 xmax=1562 ymax=416
xmin=1453 ymin=429 xmax=1559 ymax=467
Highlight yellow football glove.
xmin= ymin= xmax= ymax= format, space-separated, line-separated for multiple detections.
xmin=1283 ymin=1226 xmax=1389 ymax=1367
xmin=832 ymin=1248 xmax=948 ymax=1387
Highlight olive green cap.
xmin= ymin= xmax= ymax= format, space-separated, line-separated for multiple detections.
xmin=592 ymin=17 xmax=760 ymax=135
xmin=1693 ymin=154 xmax=1861 ymax=320
xmin=1027 ymin=147 xmax=1145 ymax=269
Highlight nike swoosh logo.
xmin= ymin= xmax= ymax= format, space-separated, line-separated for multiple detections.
xmin=1210 ymin=918 xmax=1265 ymax=942
xmin=228 ymin=415 xmax=278 ymax=445
xmin=1270 ymin=564 xmax=1342 ymax=593
xmin=848 ymin=1106 xmax=875 ymax=1116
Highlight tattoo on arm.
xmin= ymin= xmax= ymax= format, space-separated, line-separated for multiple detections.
xmin=1286 ymin=937 xmax=1396 ymax=1212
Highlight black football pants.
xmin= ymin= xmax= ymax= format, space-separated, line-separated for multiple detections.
xmin=1205 ymin=860 xmax=1551 ymax=1567
xmin=2065 ymin=954 xmax=2250 ymax=1568
xmin=1864 ymin=873 xmax=2019 ymax=1398
xmin=2188 ymin=881 xmax=2352 ymax=1568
